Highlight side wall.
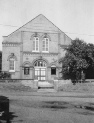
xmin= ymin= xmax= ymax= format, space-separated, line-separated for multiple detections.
xmin=2 ymin=44 xmax=21 ymax=79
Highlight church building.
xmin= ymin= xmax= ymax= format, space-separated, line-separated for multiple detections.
xmin=2 ymin=14 xmax=72 ymax=80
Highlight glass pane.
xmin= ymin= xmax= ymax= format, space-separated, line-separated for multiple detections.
xmin=43 ymin=63 xmax=46 ymax=66
xmin=42 ymin=38 xmax=49 ymax=51
xmin=51 ymin=67 xmax=56 ymax=75
xmin=10 ymin=60 xmax=14 ymax=70
xmin=46 ymin=48 xmax=48 ymax=51
xmin=46 ymin=41 xmax=48 ymax=45
xmin=38 ymin=71 xmax=40 ymax=76
xmin=41 ymin=70 xmax=45 ymax=75
xmin=36 ymin=40 xmax=38 ymax=51
xmin=42 ymin=40 xmax=45 ymax=51
xmin=43 ymin=48 xmax=45 ymax=51
xmin=40 ymin=62 xmax=43 ymax=66
xmin=38 ymin=77 xmax=40 ymax=80
xmin=41 ymin=77 xmax=45 ymax=80
xmin=36 ymin=48 xmax=38 ymax=51
xmin=33 ymin=41 xmax=35 ymax=50
xmin=46 ymin=38 xmax=48 ymax=41
xmin=35 ymin=62 xmax=37 ymax=66
xmin=35 ymin=71 xmax=37 ymax=75
xmin=41 ymin=71 xmax=43 ymax=75
xmin=38 ymin=61 xmax=40 ymax=66
xmin=24 ymin=67 xmax=29 ymax=75
xmin=34 ymin=61 xmax=46 ymax=67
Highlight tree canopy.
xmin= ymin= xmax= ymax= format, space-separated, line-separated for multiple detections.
xmin=0 ymin=51 xmax=2 ymax=72
xmin=61 ymin=39 xmax=94 ymax=82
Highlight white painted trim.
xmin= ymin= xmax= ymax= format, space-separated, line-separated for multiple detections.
xmin=42 ymin=38 xmax=49 ymax=52
xmin=9 ymin=70 xmax=15 ymax=72
xmin=32 ymin=37 xmax=39 ymax=52
xmin=51 ymin=65 xmax=56 ymax=67
xmin=9 ymin=61 xmax=15 ymax=72
xmin=32 ymin=50 xmax=39 ymax=52
xmin=42 ymin=51 xmax=49 ymax=53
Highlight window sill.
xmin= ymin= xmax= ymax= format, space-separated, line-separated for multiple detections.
xmin=9 ymin=70 xmax=15 ymax=72
xmin=42 ymin=51 xmax=49 ymax=53
xmin=32 ymin=51 xmax=39 ymax=52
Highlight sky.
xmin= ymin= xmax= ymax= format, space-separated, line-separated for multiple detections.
xmin=0 ymin=0 xmax=94 ymax=50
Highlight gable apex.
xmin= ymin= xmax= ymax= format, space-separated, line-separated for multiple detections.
xmin=20 ymin=14 xmax=60 ymax=33
xmin=5 ymin=14 xmax=72 ymax=41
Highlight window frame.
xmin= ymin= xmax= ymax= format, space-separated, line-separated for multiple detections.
xmin=9 ymin=58 xmax=15 ymax=72
xmin=51 ymin=67 xmax=56 ymax=75
xmin=32 ymin=37 xmax=39 ymax=52
xmin=24 ymin=67 xmax=30 ymax=75
xmin=34 ymin=60 xmax=46 ymax=67
xmin=42 ymin=38 xmax=49 ymax=53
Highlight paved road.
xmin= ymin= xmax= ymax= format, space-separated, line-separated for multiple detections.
xmin=0 ymin=90 xmax=94 ymax=103
xmin=0 ymin=90 xmax=94 ymax=123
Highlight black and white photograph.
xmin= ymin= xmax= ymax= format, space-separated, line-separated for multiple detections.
xmin=0 ymin=0 xmax=94 ymax=122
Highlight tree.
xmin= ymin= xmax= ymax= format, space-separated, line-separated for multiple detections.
xmin=61 ymin=38 xmax=93 ymax=83
xmin=85 ymin=43 xmax=94 ymax=79
xmin=0 ymin=51 xmax=11 ymax=79
xmin=0 ymin=51 xmax=2 ymax=72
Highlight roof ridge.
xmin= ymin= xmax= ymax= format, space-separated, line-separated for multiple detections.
xmin=4 ymin=14 xmax=72 ymax=40
xmin=6 ymin=14 xmax=43 ymax=37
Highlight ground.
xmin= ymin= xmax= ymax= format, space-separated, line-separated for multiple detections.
xmin=0 ymin=82 xmax=94 ymax=123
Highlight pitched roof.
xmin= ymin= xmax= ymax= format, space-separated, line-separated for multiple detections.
xmin=5 ymin=14 xmax=71 ymax=40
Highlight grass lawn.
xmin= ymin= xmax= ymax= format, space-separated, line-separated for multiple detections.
xmin=0 ymin=82 xmax=35 ymax=92
xmin=58 ymin=82 xmax=94 ymax=92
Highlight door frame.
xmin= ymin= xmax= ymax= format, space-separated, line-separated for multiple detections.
xmin=34 ymin=67 xmax=46 ymax=81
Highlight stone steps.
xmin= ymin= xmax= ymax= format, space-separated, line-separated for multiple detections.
xmin=38 ymin=81 xmax=54 ymax=88
xmin=37 ymin=88 xmax=56 ymax=93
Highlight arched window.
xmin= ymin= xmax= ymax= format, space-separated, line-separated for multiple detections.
xmin=8 ymin=53 xmax=17 ymax=72
xmin=23 ymin=62 xmax=31 ymax=75
xmin=33 ymin=37 xmax=39 ymax=52
xmin=42 ymin=38 xmax=49 ymax=52
xmin=9 ymin=58 xmax=15 ymax=72
xmin=34 ymin=60 xmax=46 ymax=67
xmin=24 ymin=67 xmax=29 ymax=75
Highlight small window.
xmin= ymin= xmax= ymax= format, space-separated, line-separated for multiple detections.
xmin=9 ymin=59 xmax=15 ymax=72
xmin=24 ymin=67 xmax=30 ymax=75
xmin=51 ymin=67 xmax=56 ymax=75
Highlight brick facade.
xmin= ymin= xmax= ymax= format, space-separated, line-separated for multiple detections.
xmin=2 ymin=14 xmax=72 ymax=80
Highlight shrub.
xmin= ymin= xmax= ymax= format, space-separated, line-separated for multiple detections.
xmin=0 ymin=72 xmax=11 ymax=79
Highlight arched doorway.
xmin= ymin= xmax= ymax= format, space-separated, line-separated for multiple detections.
xmin=34 ymin=60 xmax=47 ymax=80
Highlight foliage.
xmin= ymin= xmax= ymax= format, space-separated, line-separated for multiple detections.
xmin=0 ymin=51 xmax=2 ymax=72
xmin=0 ymin=72 xmax=11 ymax=79
xmin=85 ymin=43 xmax=94 ymax=79
xmin=61 ymin=39 xmax=94 ymax=83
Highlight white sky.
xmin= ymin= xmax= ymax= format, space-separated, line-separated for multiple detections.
xmin=0 ymin=0 xmax=94 ymax=50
